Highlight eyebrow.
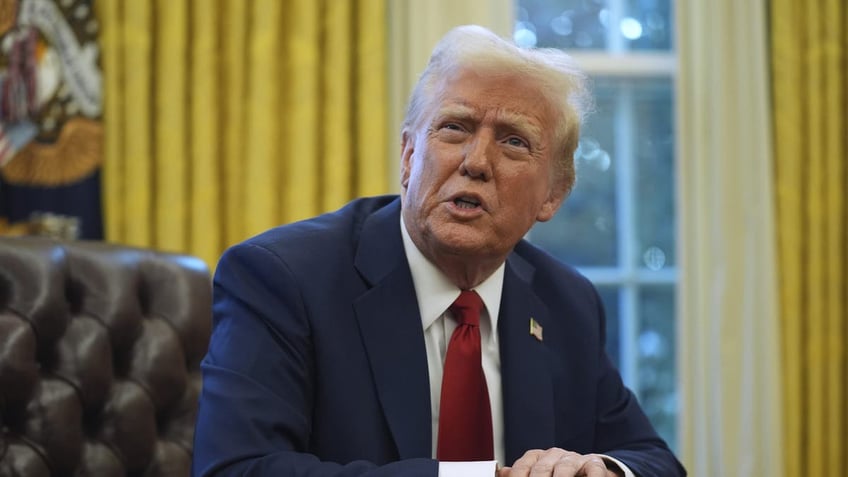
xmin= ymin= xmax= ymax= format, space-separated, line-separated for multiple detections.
xmin=497 ymin=110 xmax=544 ymax=144
xmin=434 ymin=102 xmax=544 ymax=142
xmin=433 ymin=103 xmax=477 ymax=122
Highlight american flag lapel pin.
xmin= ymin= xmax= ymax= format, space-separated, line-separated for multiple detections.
xmin=529 ymin=317 xmax=543 ymax=342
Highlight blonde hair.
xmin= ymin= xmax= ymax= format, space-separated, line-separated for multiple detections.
xmin=402 ymin=25 xmax=591 ymax=195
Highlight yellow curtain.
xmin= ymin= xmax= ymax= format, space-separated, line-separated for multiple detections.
xmin=771 ymin=0 xmax=847 ymax=475
xmin=96 ymin=0 xmax=388 ymax=268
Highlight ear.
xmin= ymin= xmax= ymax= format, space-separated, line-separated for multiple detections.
xmin=400 ymin=130 xmax=415 ymax=190
xmin=536 ymin=181 xmax=569 ymax=222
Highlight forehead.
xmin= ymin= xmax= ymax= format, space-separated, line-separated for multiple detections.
xmin=428 ymin=67 xmax=557 ymax=130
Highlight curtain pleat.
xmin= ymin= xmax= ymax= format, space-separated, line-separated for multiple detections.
xmin=282 ymin=0 xmax=320 ymax=223
xmin=820 ymin=4 xmax=847 ymax=470
xmin=221 ymin=0 xmax=247 ymax=246
xmin=154 ymin=0 xmax=188 ymax=250
xmin=121 ymin=1 xmax=153 ymax=246
xmin=243 ymin=0 xmax=283 ymax=237
xmin=355 ymin=0 xmax=388 ymax=196
xmin=676 ymin=1 xmax=782 ymax=475
xmin=771 ymin=0 xmax=847 ymax=474
xmin=189 ymin=0 xmax=220 ymax=262
xmin=97 ymin=0 xmax=388 ymax=268
xmin=322 ymin=0 xmax=354 ymax=212
xmin=100 ymin=0 xmax=122 ymax=240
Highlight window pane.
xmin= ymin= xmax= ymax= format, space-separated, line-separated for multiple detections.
xmin=515 ymin=0 xmax=607 ymax=50
xmin=597 ymin=285 xmax=621 ymax=365
xmin=637 ymin=286 xmax=677 ymax=452
xmin=623 ymin=0 xmax=673 ymax=51
xmin=515 ymin=0 xmax=672 ymax=51
xmin=530 ymin=77 xmax=674 ymax=268
xmin=630 ymin=78 xmax=675 ymax=269
xmin=529 ymin=107 xmax=617 ymax=266
xmin=517 ymin=0 xmax=678 ymax=454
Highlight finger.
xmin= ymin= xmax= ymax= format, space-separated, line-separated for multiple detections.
xmin=533 ymin=450 xmax=578 ymax=477
xmin=508 ymin=449 xmax=545 ymax=477
xmin=498 ymin=466 xmax=511 ymax=477
xmin=573 ymin=456 xmax=609 ymax=477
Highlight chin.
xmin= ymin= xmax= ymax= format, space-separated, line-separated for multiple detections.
xmin=430 ymin=232 xmax=501 ymax=260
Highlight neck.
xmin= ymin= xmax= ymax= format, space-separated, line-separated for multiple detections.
xmin=421 ymin=247 xmax=505 ymax=290
xmin=399 ymin=211 xmax=509 ymax=289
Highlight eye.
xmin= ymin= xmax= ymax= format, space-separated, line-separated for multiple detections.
xmin=505 ymin=136 xmax=529 ymax=149
xmin=433 ymin=121 xmax=469 ymax=143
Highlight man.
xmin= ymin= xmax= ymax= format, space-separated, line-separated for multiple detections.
xmin=192 ymin=25 xmax=686 ymax=477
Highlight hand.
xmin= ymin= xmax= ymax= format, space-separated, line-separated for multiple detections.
xmin=498 ymin=448 xmax=622 ymax=477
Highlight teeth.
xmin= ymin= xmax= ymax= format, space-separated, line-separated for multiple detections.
xmin=454 ymin=198 xmax=479 ymax=209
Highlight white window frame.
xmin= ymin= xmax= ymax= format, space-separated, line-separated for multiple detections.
xmin=547 ymin=0 xmax=678 ymax=393
xmin=568 ymin=48 xmax=677 ymax=394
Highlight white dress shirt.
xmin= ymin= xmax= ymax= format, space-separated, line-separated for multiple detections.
xmin=400 ymin=218 xmax=634 ymax=477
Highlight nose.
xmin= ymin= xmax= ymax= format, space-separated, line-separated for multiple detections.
xmin=460 ymin=130 xmax=495 ymax=181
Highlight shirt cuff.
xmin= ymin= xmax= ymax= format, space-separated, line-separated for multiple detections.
xmin=600 ymin=455 xmax=636 ymax=477
xmin=438 ymin=460 xmax=498 ymax=477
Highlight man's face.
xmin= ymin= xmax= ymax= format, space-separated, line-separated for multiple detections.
xmin=400 ymin=66 xmax=567 ymax=264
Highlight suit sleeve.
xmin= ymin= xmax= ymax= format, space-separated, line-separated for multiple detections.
xmin=587 ymin=285 xmax=687 ymax=477
xmin=191 ymin=243 xmax=438 ymax=477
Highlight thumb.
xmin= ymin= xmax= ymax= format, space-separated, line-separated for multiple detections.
xmin=498 ymin=466 xmax=511 ymax=477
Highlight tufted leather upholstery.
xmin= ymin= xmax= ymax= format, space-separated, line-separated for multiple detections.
xmin=0 ymin=237 xmax=212 ymax=477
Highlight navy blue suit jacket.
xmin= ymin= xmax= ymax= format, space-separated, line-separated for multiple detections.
xmin=192 ymin=196 xmax=685 ymax=476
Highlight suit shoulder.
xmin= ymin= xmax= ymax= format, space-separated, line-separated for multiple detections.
xmin=224 ymin=195 xmax=399 ymax=266
xmin=513 ymin=240 xmax=591 ymax=284
xmin=512 ymin=239 xmax=599 ymax=303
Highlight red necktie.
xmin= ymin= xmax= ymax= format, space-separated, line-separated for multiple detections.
xmin=436 ymin=290 xmax=494 ymax=461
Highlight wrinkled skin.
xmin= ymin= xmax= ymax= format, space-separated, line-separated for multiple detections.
xmin=400 ymin=66 xmax=568 ymax=290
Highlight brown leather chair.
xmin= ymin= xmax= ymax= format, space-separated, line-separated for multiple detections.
xmin=0 ymin=237 xmax=212 ymax=476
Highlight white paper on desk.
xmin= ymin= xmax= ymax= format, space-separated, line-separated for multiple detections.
xmin=439 ymin=460 xmax=498 ymax=477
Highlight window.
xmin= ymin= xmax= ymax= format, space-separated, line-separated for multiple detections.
xmin=515 ymin=0 xmax=678 ymax=450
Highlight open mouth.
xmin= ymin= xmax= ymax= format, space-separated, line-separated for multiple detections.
xmin=453 ymin=197 xmax=481 ymax=209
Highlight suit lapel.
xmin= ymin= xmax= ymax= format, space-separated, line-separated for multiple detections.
xmin=498 ymin=253 xmax=556 ymax=464
xmin=353 ymin=200 xmax=432 ymax=459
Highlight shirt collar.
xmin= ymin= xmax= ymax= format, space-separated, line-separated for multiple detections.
xmin=400 ymin=216 xmax=504 ymax=333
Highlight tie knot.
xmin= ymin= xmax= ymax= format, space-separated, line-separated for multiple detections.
xmin=449 ymin=290 xmax=484 ymax=327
